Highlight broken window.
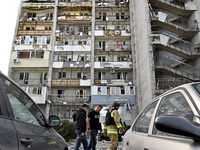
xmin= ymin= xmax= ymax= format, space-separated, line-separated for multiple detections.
xmin=98 ymin=56 xmax=106 ymax=62
xmin=117 ymin=72 xmax=127 ymax=80
xmin=58 ymin=72 xmax=66 ymax=79
xmin=58 ymin=55 xmax=67 ymax=62
xmin=57 ymin=90 xmax=65 ymax=98
xmin=30 ymin=51 xmax=44 ymax=59
xmin=19 ymin=72 xmax=29 ymax=85
xmin=98 ymin=72 xmax=106 ymax=80
xmin=40 ymin=73 xmax=47 ymax=84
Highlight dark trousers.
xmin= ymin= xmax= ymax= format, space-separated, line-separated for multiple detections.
xmin=75 ymin=130 xmax=88 ymax=150
xmin=88 ymin=129 xmax=98 ymax=150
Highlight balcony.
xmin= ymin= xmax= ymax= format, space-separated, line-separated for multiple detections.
xmin=53 ymin=61 xmax=91 ymax=68
xmin=58 ymin=1 xmax=92 ymax=7
xmin=150 ymin=10 xmax=198 ymax=37
xmin=155 ymin=55 xmax=200 ymax=81
xmin=95 ymin=43 xmax=131 ymax=52
xmin=51 ymin=78 xmax=90 ymax=87
xmin=56 ymin=30 xmax=91 ymax=37
xmin=95 ymin=0 xmax=129 ymax=7
xmin=57 ymin=15 xmax=91 ymax=22
xmin=95 ymin=15 xmax=130 ymax=22
xmin=151 ymin=33 xmax=200 ymax=58
xmin=18 ymin=30 xmax=52 ymax=35
xmin=95 ymin=29 xmax=131 ymax=36
xmin=22 ymin=2 xmax=55 ymax=8
xmin=11 ymin=58 xmax=49 ymax=68
xmin=55 ymin=45 xmax=91 ymax=51
xmin=95 ymin=78 xmax=133 ymax=86
xmin=94 ymin=62 xmax=132 ymax=69
xmin=14 ymin=78 xmax=48 ymax=86
xmin=15 ymin=44 xmax=51 ymax=51
xmin=50 ymin=95 xmax=90 ymax=105
xmin=155 ymin=78 xmax=191 ymax=95
xmin=149 ymin=0 xmax=196 ymax=17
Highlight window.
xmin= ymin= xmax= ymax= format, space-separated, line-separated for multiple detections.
xmin=116 ymin=13 xmax=119 ymax=20
xmin=98 ymin=72 xmax=106 ymax=80
xmin=98 ymin=41 xmax=105 ymax=50
xmin=40 ymin=72 xmax=47 ymax=84
xmin=57 ymin=90 xmax=65 ymax=98
xmin=58 ymin=55 xmax=67 ymax=62
xmin=153 ymin=92 xmax=194 ymax=136
xmin=19 ymin=73 xmax=29 ymax=85
xmin=28 ymin=87 xmax=42 ymax=95
xmin=76 ymin=90 xmax=86 ymax=98
xmin=117 ymin=72 xmax=127 ymax=80
xmin=121 ymin=12 xmax=125 ymax=19
xmin=0 ymin=75 xmax=45 ymax=126
xmin=98 ymin=56 xmax=106 ymax=62
xmin=30 ymin=51 xmax=44 ymax=59
xmin=58 ymin=72 xmax=66 ymax=79
xmin=132 ymin=101 xmax=158 ymax=133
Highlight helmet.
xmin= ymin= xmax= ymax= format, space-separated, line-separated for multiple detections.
xmin=112 ymin=102 xmax=120 ymax=108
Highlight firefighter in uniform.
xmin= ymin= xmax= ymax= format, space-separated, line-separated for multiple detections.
xmin=104 ymin=103 xmax=125 ymax=150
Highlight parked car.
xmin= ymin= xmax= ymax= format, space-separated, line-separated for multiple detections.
xmin=0 ymin=71 xmax=68 ymax=150
xmin=122 ymin=82 xmax=200 ymax=150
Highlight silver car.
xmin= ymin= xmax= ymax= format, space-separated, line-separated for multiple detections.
xmin=122 ymin=82 xmax=200 ymax=150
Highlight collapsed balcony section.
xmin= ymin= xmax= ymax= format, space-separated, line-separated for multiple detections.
xmin=95 ymin=0 xmax=129 ymax=8
xmin=150 ymin=9 xmax=198 ymax=37
xmin=57 ymin=4 xmax=92 ymax=22
xmin=149 ymin=0 xmax=197 ymax=17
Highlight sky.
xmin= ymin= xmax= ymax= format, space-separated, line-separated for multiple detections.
xmin=0 ymin=0 xmax=21 ymax=75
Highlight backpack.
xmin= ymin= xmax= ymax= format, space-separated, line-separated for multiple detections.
xmin=105 ymin=110 xmax=115 ymax=125
xmin=72 ymin=112 xmax=76 ymax=122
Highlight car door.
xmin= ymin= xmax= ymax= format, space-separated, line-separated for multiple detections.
xmin=0 ymin=74 xmax=63 ymax=150
xmin=123 ymin=100 xmax=158 ymax=150
xmin=0 ymin=83 xmax=18 ymax=150
xmin=144 ymin=90 xmax=200 ymax=150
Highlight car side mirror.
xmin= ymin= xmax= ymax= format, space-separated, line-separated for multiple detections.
xmin=155 ymin=116 xmax=200 ymax=141
xmin=48 ymin=115 xmax=61 ymax=127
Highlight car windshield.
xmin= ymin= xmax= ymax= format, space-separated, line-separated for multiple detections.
xmin=192 ymin=83 xmax=200 ymax=95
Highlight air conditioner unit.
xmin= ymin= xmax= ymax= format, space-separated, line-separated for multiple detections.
xmin=110 ymin=69 xmax=115 ymax=73
xmin=13 ymin=59 xmax=19 ymax=63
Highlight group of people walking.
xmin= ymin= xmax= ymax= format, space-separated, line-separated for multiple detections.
xmin=74 ymin=103 xmax=125 ymax=150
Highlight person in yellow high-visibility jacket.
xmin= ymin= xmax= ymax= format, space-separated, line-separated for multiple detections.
xmin=104 ymin=103 xmax=125 ymax=150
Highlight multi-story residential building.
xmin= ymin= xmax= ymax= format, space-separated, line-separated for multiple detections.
xmin=8 ymin=0 xmax=200 ymax=125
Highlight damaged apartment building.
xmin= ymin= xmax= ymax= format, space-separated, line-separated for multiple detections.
xmin=8 ymin=0 xmax=200 ymax=124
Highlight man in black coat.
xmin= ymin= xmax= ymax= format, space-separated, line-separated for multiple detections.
xmin=74 ymin=104 xmax=89 ymax=150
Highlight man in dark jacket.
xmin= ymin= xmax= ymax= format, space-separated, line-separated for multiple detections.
xmin=74 ymin=104 xmax=89 ymax=150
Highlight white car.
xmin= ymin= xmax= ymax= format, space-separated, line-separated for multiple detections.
xmin=123 ymin=82 xmax=200 ymax=150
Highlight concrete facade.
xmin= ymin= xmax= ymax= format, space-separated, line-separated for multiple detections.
xmin=8 ymin=0 xmax=200 ymax=125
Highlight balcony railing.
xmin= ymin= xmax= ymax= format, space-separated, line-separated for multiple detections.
xmin=18 ymin=30 xmax=52 ymax=35
xmin=95 ymin=44 xmax=131 ymax=52
xmin=95 ymin=15 xmax=130 ymax=22
xmin=58 ymin=1 xmax=92 ymax=7
xmin=13 ymin=79 xmax=48 ymax=86
xmin=22 ymin=2 xmax=55 ymax=7
xmin=155 ymin=55 xmax=200 ymax=80
xmin=95 ymin=78 xmax=133 ymax=85
xmin=50 ymin=95 xmax=90 ymax=104
xmin=95 ymin=0 xmax=129 ymax=7
xmin=151 ymin=10 xmax=198 ymax=31
xmin=57 ymin=15 xmax=91 ymax=21
xmin=155 ymin=78 xmax=191 ymax=94
xmin=52 ymin=78 xmax=91 ymax=86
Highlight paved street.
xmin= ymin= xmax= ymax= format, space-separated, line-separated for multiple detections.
xmin=67 ymin=138 xmax=122 ymax=150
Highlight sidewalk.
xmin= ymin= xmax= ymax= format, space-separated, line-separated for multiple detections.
xmin=67 ymin=138 xmax=122 ymax=150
